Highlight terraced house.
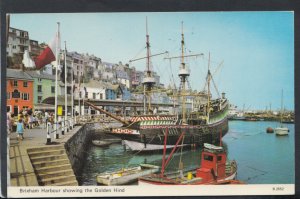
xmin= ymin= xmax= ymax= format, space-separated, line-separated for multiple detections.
xmin=7 ymin=69 xmax=34 ymax=116
xmin=26 ymin=70 xmax=56 ymax=105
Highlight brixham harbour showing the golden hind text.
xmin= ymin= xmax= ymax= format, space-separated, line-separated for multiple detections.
xmin=6 ymin=12 xmax=294 ymax=196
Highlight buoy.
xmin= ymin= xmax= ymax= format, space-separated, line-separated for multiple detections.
xmin=266 ymin=127 xmax=274 ymax=133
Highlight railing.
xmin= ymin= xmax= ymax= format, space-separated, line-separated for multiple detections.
xmin=45 ymin=117 xmax=76 ymax=145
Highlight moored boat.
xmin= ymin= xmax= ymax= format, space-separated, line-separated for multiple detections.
xmin=275 ymin=90 xmax=289 ymax=136
xmin=138 ymin=141 xmax=243 ymax=185
xmin=275 ymin=127 xmax=289 ymax=136
xmin=92 ymin=140 xmax=112 ymax=147
xmin=96 ymin=164 xmax=159 ymax=185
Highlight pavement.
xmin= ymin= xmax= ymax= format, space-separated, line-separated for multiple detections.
xmin=8 ymin=124 xmax=82 ymax=186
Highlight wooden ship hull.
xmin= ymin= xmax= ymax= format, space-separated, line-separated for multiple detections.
xmin=110 ymin=117 xmax=228 ymax=151
xmin=85 ymin=101 xmax=229 ymax=151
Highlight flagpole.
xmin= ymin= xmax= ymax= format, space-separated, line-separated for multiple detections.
xmin=71 ymin=61 xmax=74 ymax=128
xmin=78 ymin=71 xmax=81 ymax=117
xmin=64 ymin=41 xmax=68 ymax=133
xmin=54 ymin=22 xmax=60 ymax=139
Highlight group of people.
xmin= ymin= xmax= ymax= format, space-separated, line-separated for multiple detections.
xmin=7 ymin=107 xmax=55 ymax=142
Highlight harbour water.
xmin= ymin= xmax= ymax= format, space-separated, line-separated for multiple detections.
xmin=80 ymin=121 xmax=295 ymax=185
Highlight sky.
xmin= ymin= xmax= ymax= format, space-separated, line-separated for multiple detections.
xmin=10 ymin=12 xmax=294 ymax=111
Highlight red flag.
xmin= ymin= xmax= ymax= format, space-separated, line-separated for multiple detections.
xmin=23 ymin=30 xmax=60 ymax=69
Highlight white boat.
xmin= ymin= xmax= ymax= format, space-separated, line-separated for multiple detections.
xmin=92 ymin=140 xmax=111 ymax=147
xmin=96 ymin=164 xmax=159 ymax=185
xmin=123 ymin=140 xmax=187 ymax=151
xmin=275 ymin=90 xmax=289 ymax=136
xmin=275 ymin=127 xmax=289 ymax=136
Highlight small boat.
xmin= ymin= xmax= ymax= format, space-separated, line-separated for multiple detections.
xmin=92 ymin=140 xmax=112 ymax=147
xmin=123 ymin=140 xmax=187 ymax=151
xmin=275 ymin=90 xmax=289 ymax=136
xmin=275 ymin=127 xmax=289 ymax=136
xmin=96 ymin=164 xmax=160 ymax=185
xmin=138 ymin=131 xmax=244 ymax=185
xmin=104 ymin=138 xmax=122 ymax=144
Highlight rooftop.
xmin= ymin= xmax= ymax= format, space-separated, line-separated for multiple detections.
xmin=25 ymin=70 xmax=56 ymax=80
xmin=6 ymin=69 xmax=34 ymax=81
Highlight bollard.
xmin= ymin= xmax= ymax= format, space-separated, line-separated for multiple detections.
xmin=55 ymin=123 xmax=59 ymax=139
xmin=67 ymin=120 xmax=69 ymax=132
xmin=46 ymin=122 xmax=52 ymax=144
xmin=46 ymin=122 xmax=50 ymax=133
xmin=61 ymin=120 xmax=65 ymax=135
xmin=70 ymin=119 xmax=73 ymax=130
xmin=46 ymin=133 xmax=51 ymax=144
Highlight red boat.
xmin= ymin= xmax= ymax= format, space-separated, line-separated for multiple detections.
xmin=138 ymin=131 xmax=244 ymax=185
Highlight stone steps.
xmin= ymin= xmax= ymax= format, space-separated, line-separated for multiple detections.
xmin=40 ymin=175 xmax=77 ymax=186
xmin=33 ymin=158 xmax=70 ymax=169
xmin=38 ymin=169 xmax=75 ymax=179
xmin=27 ymin=145 xmax=78 ymax=186
xmin=28 ymin=149 xmax=66 ymax=158
xmin=27 ymin=145 xmax=65 ymax=153
xmin=30 ymin=154 xmax=68 ymax=163
xmin=49 ymin=180 xmax=79 ymax=186
xmin=36 ymin=164 xmax=72 ymax=173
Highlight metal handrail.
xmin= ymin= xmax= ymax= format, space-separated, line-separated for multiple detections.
xmin=46 ymin=117 xmax=76 ymax=144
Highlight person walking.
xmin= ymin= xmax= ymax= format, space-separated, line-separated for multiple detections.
xmin=44 ymin=111 xmax=49 ymax=128
xmin=7 ymin=107 xmax=13 ymax=133
xmin=16 ymin=119 xmax=25 ymax=141
xmin=23 ymin=113 xmax=29 ymax=129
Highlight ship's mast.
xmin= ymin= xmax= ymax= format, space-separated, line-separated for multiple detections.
xmin=179 ymin=21 xmax=189 ymax=124
xmin=206 ymin=52 xmax=211 ymax=123
xmin=142 ymin=17 xmax=156 ymax=114
xmin=280 ymin=89 xmax=283 ymax=126
xmin=165 ymin=22 xmax=203 ymax=123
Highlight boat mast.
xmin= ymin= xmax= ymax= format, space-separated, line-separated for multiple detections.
xmin=206 ymin=52 xmax=211 ymax=123
xmin=280 ymin=89 xmax=283 ymax=126
xmin=142 ymin=17 xmax=156 ymax=114
xmin=164 ymin=22 xmax=203 ymax=121
xmin=179 ymin=21 xmax=189 ymax=124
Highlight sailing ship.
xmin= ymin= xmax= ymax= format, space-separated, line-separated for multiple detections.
xmin=85 ymin=21 xmax=229 ymax=151
xmin=274 ymin=90 xmax=289 ymax=136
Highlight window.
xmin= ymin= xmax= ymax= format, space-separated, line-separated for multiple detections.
xmin=22 ymin=93 xmax=29 ymax=100
xmin=51 ymin=86 xmax=55 ymax=93
xmin=79 ymin=91 xmax=82 ymax=98
xmin=93 ymin=93 xmax=96 ymax=99
xmin=100 ymin=93 xmax=103 ymax=99
xmin=23 ymin=81 xmax=28 ymax=87
xmin=85 ymin=92 xmax=88 ymax=98
xmin=7 ymin=92 xmax=10 ymax=100
xmin=38 ymin=78 xmax=42 ymax=82
xmin=204 ymin=154 xmax=213 ymax=161
xmin=13 ymin=80 xmax=18 ymax=87
xmin=37 ymin=96 xmax=42 ymax=103
xmin=37 ymin=85 xmax=42 ymax=92
xmin=217 ymin=156 xmax=222 ymax=162
xmin=12 ymin=45 xmax=16 ymax=49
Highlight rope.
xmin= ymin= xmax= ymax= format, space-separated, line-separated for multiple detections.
xmin=178 ymin=135 xmax=185 ymax=171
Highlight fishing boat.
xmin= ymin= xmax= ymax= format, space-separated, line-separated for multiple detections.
xmin=85 ymin=21 xmax=229 ymax=151
xmin=138 ymin=132 xmax=243 ymax=185
xmin=275 ymin=90 xmax=289 ymax=136
xmin=96 ymin=164 xmax=159 ymax=185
